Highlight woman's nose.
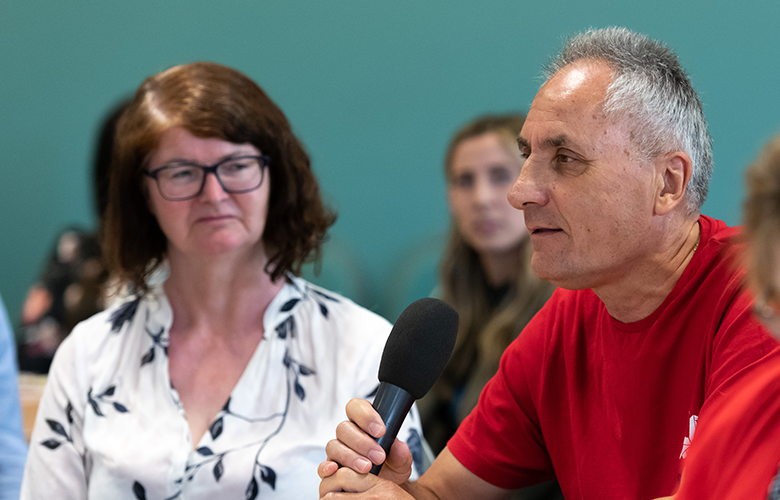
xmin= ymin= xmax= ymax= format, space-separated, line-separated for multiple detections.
xmin=472 ymin=178 xmax=494 ymax=205
xmin=199 ymin=172 xmax=229 ymax=201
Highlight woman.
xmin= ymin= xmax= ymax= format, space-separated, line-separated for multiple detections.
xmin=670 ymin=133 xmax=780 ymax=499
xmin=21 ymin=62 xmax=425 ymax=499
xmin=418 ymin=115 xmax=555 ymax=452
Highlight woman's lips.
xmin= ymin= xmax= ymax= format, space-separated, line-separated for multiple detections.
xmin=197 ymin=214 xmax=235 ymax=223
xmin=473 ymin=219 xmax=501 ymax=234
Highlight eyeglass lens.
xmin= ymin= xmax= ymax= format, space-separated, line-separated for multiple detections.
xmin=156 ymin=157 xmax=264 ymax=200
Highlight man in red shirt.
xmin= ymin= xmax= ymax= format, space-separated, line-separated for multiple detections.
xmin=319 ymin=27 xmax=779 ymax=500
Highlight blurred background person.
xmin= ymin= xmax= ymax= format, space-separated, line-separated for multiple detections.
xmin=21 ymin=61 xmax=426 ymax=499
xmin=0 ymin=293 xmax=26 ymax=499
xmin=17 ymin=100 xmax=130 ymax=374
xmin=673 ymin=133 xmax=780 ymax=499
xmin=417 ymin=115 xmax=558 ymax=499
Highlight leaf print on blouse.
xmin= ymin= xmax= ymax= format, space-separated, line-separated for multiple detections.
xmin=109 ymin=297 xmax=141 ymax=333
xmin=406 ymin=428 xmax=427 ymax=477
xmin=87 ymin=386 xmax=130 ymax=416
xmin=131 ymin=281 xmax=332 ymax=498
xmin=311 ymin=287 xmax=340 ymax=319
xmin=172 ymin=302 xmax=319 ymax=497
xmin=132 ymin=480 xmax=181 ymax=500
xmin=141 ymin=325 xmax=169 ymax=367
xmin=39 ymin=401 xmax=84 ymax=458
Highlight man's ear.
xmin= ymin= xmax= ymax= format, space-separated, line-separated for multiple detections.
xmin=655 ymin=151 xmax=692 ymax=216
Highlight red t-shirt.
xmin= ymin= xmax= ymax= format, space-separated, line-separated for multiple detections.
xmin=448 ymin=215 xmax=779 ymax=500
xmin=675 ymin=348 xmax=780 ymax=499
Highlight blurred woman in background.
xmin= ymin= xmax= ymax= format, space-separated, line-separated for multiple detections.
xmin=420 ymin=115 xmax=554 ymax=450
xmin=21 ymin=61 xmax=425 ymax=499
xmin=418 ymin=114 xmax=558 ymax=499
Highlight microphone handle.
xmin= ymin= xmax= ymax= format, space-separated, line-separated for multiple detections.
xmin=370 ymin=382 xmax=415 ymax=475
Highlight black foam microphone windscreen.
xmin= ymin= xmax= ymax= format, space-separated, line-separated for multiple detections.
xmin=370 ymin=297 xmax=458 ymax=474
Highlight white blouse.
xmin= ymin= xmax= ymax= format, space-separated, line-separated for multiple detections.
xmin=21 ymin=275 xmax=426 ymax=499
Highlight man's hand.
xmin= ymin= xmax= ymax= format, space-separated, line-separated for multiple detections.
xmin=318 ymin=398 xmax=415 ymax=497
xmin=319 ymin=460 xmax=415 ymax=499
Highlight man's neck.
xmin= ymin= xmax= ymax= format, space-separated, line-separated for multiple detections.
xmin=594 ymin=218 xmax=701 ymax=323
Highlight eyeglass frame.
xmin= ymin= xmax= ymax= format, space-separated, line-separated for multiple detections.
xmin=144 ymin=154 xmax=270 ymax=201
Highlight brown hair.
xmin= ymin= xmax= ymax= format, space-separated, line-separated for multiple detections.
xmin=744 ymin=133 xmax=780 ymax=299
xmin=103 ymin=62 xmax=336 ymax=295
xmin=443 ymin=114 xmax=527 ymax=181
xmin=419 ymin=114 xmax=555 ymax=452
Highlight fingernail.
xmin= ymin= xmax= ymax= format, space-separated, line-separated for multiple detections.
xmin=356 ymin=457 xmax=371 ymax=471
xmin=368 ymin=449 xmax=385 ymax=465
xmin=368 ymin=422 xmax=383 ymax=437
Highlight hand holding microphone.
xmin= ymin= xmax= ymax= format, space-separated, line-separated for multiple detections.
xmin=320 ymin=298 xmax=458 ymax=486
xmin=370 ymin=297 xmax=458 ymax=474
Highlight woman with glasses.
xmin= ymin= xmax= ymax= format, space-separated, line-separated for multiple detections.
xmin=21 ymin=62 xmax=426 ymax=499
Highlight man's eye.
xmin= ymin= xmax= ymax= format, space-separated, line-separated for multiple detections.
xmin=553 ymin=153 xmax=588 ymax=176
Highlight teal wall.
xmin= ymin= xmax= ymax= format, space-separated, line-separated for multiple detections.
xmin=2 ymin=0 xmax=780 ymax=329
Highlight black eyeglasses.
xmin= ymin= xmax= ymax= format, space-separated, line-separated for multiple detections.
xmin=144 ymin=155 xmax=270 ymax=201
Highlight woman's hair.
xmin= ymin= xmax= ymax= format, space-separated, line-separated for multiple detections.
xmin=103 ymin=62 xmax=336 ymax=295
xmin=744 ymin=133 xmax=780 ymax=299
xmin=435 ymin=114 xmax=555 ymax=425
xmin=93 ymin=98 xmax=132 ymax=223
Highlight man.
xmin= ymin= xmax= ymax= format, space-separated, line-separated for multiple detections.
xmin=319 ymin=27 xmax=779 ymax=500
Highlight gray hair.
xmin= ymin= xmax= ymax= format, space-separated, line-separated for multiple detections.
xmin=545 ymin=27 xmax=713 ymax=212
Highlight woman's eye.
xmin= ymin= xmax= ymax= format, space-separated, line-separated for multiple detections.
xmin=222 ymin=161 xmax=248 ymax=174
xmin=168 ymin=168 xmax=197 ymax=180
xmin=453 ymin=174 xmax=473 ymax=189
xmin=489 ymin=168 xmax=513 ymax=185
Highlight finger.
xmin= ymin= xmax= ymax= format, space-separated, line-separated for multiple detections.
xmin=318 ymin=460 xmax=339 ymax=479
xmin=345 ymin=398 xmax=386 ymax=438
xmin=326 ymin=428 xmax=381 ymax=473
xmin=319 ymin=466 xmax=375 ymax=498
xmin=378 ymin=439 xmax=414 ymax=483
xmin=332 ymin=419 xmax=387 ymax=467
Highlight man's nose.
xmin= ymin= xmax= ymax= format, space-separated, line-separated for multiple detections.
xmin=508 ymin=160 xmax=547 ymax=210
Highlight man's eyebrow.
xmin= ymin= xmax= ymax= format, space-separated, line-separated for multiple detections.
xmin=516 ymin=136 xmax=530 ymax=151
xmin=516 ymin=134 xmax=570 ymax=152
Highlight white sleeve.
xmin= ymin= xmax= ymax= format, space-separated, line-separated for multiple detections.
xmin=21 ymin=332 xmax=89 ymax=500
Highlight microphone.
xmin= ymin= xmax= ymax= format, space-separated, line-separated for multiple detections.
xmin=370 ymin=297 xmax=458 ymax=475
